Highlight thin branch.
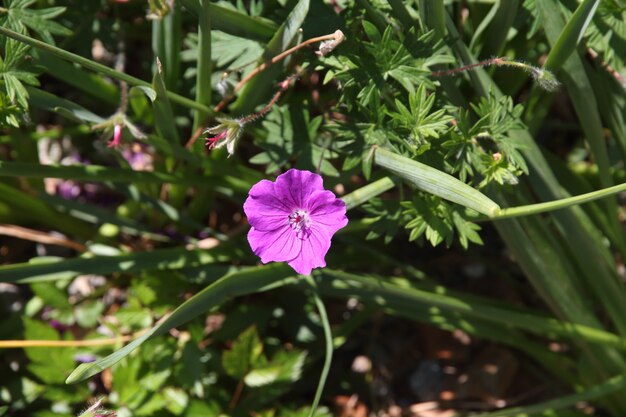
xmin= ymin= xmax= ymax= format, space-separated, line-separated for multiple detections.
xmin=0 ymin=224 xmax=86 ymax=252
xmin=587 ymin=47 xmax=626 ymax=91
xmin=214 ymin=30 xmax=344 ymax=112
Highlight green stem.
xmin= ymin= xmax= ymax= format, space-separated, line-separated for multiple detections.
xmin=492 ymin=181 xmax=626 ymax=220
xmin=341 ymin=177 xmax=395 ymax=210
xmin=0 ymin=26 xmax=211 ymax=114
xmin=193 ymin=0 xmax=212 ymax=131
xmin=304 ymin=275 xmax=333 ymax=417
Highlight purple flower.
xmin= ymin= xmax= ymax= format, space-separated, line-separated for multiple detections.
xmin=244 ymin=169 xmax=348 ymax=275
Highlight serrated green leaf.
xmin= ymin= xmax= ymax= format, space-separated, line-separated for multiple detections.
xmin=244 ymin=350 xmax=306 ymax=387
xmin=222 ymin=326 xmax=263 ymax=379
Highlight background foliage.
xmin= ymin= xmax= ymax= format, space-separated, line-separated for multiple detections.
xmin=2 ymin=0 xmax=626 ymax=416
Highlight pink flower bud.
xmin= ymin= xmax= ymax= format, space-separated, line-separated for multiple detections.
xmin=108 ymin=124 xmax=123 ymax=148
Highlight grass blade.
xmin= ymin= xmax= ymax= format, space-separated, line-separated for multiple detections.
xmin=0 ymin=26 xmax=211 ymax=114
xmin=66 ymin=264 xmax=297 ymax=383
xmin=180 ymin=0 xmax=277 ymax=41
xmin=152 ymin=2 xmax=182 ymax=91
xmin=0 ymin=161 xmax=208 ymax=185
xmin=0 ymin=246 xmax=233 ymax=283
xmin=317 ymin=270 xmax=626 ymax=350
xmin=373 ymin=147 xmax=500 ymax=216
xmin=27 ymin=87 xmax=104 ymax=124
xmin=473 ymin=373 xmax=626 ymax=417
xmin=543 ymin=0 xmax=600 ymax=71
xmin=152 ymin=59 xmax=181 ymax=144
xmin=0 ymin=183 xmax=93 ymax=239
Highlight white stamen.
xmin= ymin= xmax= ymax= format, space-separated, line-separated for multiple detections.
xmin=288 ymin=209 xmax=311 ymax=240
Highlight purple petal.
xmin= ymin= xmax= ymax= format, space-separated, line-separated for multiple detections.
xmin=248 ymin=225 xmax=302 ymax=263
xmin=308 ymin=190 xmax=348 ymax=233
xmin=287 ymin=224 xmax=331 ymax=275
xmin=244 ymin=179 xmax=293 ymax=231
xmin=274 ymin=169 xmax=323 ymax=209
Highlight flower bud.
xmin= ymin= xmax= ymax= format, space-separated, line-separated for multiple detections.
xmin=204 ymin=118 xmax=244 ymax=157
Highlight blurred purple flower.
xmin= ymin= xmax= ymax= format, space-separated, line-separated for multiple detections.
xmin=121 ymin=143 xmax=153 ymax=171
xmin=56 ymin=180 xmax=81 ymax=200
xmin=48 ymin=319 xmax=69 ymax=334
xmin=243 ymin=169 xmax=347 ymax=275
xmin=74 ymin=353 xmax=97 ymax=363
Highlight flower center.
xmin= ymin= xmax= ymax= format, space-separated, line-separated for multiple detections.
xmin=288 ymin=209 xmax=311 ymax=240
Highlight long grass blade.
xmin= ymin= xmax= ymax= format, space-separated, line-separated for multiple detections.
xmin=543 ymin=0 xmax=600 ymax=71
xmin=66 ymin=265 xmax=297 ymax=383
xmin=0 ymin=246 xmax=232 ymax=283
xmin=473 ymin=373 xmax=626 ymax=417
xmin=373 ymin=147 xmax=500 ymax=216
xmin=0 ymin=26 xmax=211 ymax=114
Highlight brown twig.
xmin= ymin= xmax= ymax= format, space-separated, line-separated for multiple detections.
xmin=0 ymin=224 xmax=86 ymax=252
xmin=587 ymin=47 xmax=626 ymax=90
xmin=229 ymin=378 xmax=246 ymax=410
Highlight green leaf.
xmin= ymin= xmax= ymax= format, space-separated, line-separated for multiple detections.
xmin=23 ymin=319 xmax=76 ymax=384
xmin=0 ymin=183 xmax=93 ymax=238
xmin=130 ymin=85 xmax=157 ymax=102
xmin=0 ymin=1 xmax=71 ymax=45
xmin=0 ymin=39 xmax=38 ymax=110
xmin=244 ymin=350 xmax=306 ymax=387
xmin=222 ymin=326 xmax=264 ymax=379
xmin=37 ymin=52 xmax=119 ymax=106
xmin=0 ymin=26 xmax=211 ymax=113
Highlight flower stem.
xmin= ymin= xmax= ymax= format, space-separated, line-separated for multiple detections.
xmin=341 ymin=177 xmax=395 ymax=210
xmin=491 ymin=182 xmax=626 ymax=220
xmin=238 ymin=73 xmax=298 ymax=124
xmin=0 ymin=26 xmax=211 ymax=114
xmin=430 ymin=57 xmax=507 ymax=77
xmin=431 ymin=57 xmax=554 ymax=87
xmin=304 ymin=275 xmax=333 ymax=417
